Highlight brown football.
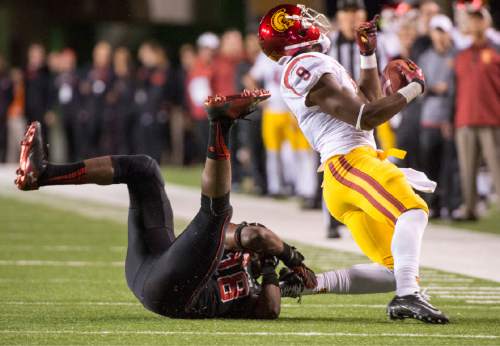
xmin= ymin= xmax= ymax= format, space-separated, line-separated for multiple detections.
xmin=382 ymin=59 xmax=408 ymax=96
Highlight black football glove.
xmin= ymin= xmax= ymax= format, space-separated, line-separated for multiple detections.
xmin=280 ymin=244 xmax=305 ymax=268
xmin=279 ymin=267 xmax=305 ymax=299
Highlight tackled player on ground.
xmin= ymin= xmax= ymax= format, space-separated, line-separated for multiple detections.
xmin=14 ymin=89 xmax=316 ymax=320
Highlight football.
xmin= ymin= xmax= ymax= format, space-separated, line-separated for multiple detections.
xmin=381 ymin=59 xmax=409 ymax=96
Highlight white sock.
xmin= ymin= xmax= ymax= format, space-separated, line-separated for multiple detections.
xmin=280 ymin=142 xmax=296 ymax=186
xmin=266 ymin=151 xmax=283 ymax=194
xmin=304 ymin=263 xmax=395 ymax=295
xmin=391 ymin=209 xmax=428 ymax=297
xmin=294 ymin=150 xmax=318 ymax=198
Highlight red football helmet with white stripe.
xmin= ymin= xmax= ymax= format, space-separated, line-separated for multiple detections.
xmin=258 ymin=4 xmax=331 ymax=62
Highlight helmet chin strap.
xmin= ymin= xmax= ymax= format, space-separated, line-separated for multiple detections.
xmin=284 ymin=33 xmax=331 ymax=55
xmin=318 ymin=33 xmax=331 ymax=53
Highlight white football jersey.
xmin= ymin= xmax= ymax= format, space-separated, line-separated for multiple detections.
xmin=280 ymin=52 xmax=376 ymax=163
xmin=250 ymin=52 xmax=289 ymax=113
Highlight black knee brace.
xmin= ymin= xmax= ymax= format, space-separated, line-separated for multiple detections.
xmin=200 ymin=193 xmax=232 ymax=217
xmin=112 ymin=155 xmax=163 ymax=185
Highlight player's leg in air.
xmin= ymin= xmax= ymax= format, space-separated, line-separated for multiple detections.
xmin=15 ymin=90 xmax=275 ymax=318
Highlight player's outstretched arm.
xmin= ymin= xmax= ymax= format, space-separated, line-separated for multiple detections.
xmin=225 ymin=223 xmax=317 ymax=289
xmin=355 ymin=15 xmax=383 ymax=102
xmin=306 ymin=63 xmax=424 ymax=131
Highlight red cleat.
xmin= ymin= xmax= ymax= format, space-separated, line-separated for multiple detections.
xmin=204 ymin=89 xmax=271 ymax=121
xmin=15 ymin=121 xmax=47 ymax=191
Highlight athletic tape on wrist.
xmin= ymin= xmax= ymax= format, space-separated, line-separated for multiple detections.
xmin=356 ymin=104 xmax=366 ymax=131
xmin=234 ymin=222 xmax=248 ymax=249
xmin=360 ymin=54 xmax=377 ymax=69
xmin=262 ymin=271 xmax=279 ymax=286
xmin=397 ymin=82 xmax=423 ymax=103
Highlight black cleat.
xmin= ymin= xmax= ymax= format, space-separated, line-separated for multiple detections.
xmin=387 ymin=293 xmax=449 ymax=324
xmin=15 ymin=121 xmax=48 ymax=191
xmin=204 ymin=89 xmax=270 ymax=121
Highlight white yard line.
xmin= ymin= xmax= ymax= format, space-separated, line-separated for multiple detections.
xmin=3 ymin=301 xmax=499 ymax=309
xmin=465 ymin=300 xmax=500 ymax=304
xmin=0 ymin=330 xmax=497 ymax=339
xmin=427 ymin=286 xmax=500 ymax=290
xmin=1 ymin=164 xmax=500 ymax=282
xmin=2 ymin=301 xmax=138 ymax=306
xmin=0 ymin=278 xmax=120 ymax=283
xmin=0 ymin=260 xmax=124 ymax=267
xmin=0 ymin=245 xmax=125 ymax=252
xmin=437 ymin=295 xmax=500 ymax=299
xmin=423 ymin=278 xmax=475 ymax=283
xmin=428 ymin=291 xmax=500 ymax=295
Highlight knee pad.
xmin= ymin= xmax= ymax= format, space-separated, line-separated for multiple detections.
xmin=112 ymin=155 xmax=163 ymax=184
xmin=200 ymin=193 xmax=232 ymax=217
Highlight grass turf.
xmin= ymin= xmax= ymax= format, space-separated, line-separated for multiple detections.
xmin=1 ymin=196 xmax=499 ymax=345
xmin=162 ymin=165 xmax=202 ymax=189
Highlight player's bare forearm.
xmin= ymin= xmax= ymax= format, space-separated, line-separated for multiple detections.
xmin=225 ymin=223 xmax=284 ymax=255
xmin=253 ymin=284 xmax=281 ymax=319
xmin=307 ymin=74 xmax=407 ymax=131
xmin=358 ymin=67 xmax=383 ymax=102
xmin=362 ymin=93 xmax=407 ymax=129
xmin=355 ymin=15 xmax=382 ymax=102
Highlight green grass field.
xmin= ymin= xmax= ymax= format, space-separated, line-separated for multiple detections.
xmin=1 ymin=196 xmax=500 ymax=345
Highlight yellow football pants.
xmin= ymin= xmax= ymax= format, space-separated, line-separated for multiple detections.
xmin=322 ymin=146 xmax=428 ymax=269
xmin=262 ymin=109 xmax=311 ymax=151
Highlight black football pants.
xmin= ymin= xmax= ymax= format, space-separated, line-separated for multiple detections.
xmin=112 ymin=155 xmax=232 ymax=317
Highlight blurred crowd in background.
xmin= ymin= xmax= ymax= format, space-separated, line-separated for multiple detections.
xmin=0 ymin=0 xmax=498 ymax=237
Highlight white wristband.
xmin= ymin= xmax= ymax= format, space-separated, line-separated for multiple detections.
xmin=397 ymin=82 xmax=423 ymax=103
xmin=360 ymin=54 xmax=377 ymax=69
xmin=356 ymin=104 xmax=366 ymax=130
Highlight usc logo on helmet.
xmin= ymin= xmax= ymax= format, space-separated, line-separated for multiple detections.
xmin=271 ymin=8 xmax=294 ymax=32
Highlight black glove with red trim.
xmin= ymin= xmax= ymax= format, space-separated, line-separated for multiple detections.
xmin=278 ymin=243 xmax=317 ymax=289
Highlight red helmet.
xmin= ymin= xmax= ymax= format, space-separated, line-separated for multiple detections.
xmin=258 ymin=4 xmax=332 ymax=62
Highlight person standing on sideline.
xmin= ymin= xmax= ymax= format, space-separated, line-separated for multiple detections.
xmin=211 ymin=30 xmax=245 ymax=188
xmin=24 ymin=43 xmax=51 ymax=143
xmin=237 ymin=33 xmax=268 ymax=195
xmin=0 ymin=54 xmax=13 ymax=162
xmin=78 ymin=41 xmax=113 ymax=158
xmin=418 ymin=15 xmax=459 ymax=218
xmin=101 ymin=47 xmax=135 ymax=155
xmin=6 ymin=68 xmax=25 ymax=163
xmin=186 ymin=33 xmax=219 ymax=162
xmin=51 ymin=49 xmax=80 ymax=161
xmin=135 ymin=41 xmax=171 ymax=163
xmin=454 ymin=8 xmax=500 ymax=221
xmin=244 ymin=51 xmax=318 ymax=205
xmin=393 ymin=16 xmax=421 ymax=170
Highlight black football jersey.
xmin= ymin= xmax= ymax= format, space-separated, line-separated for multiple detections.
xmin=187 ymin=249 xmax=260 ymax=318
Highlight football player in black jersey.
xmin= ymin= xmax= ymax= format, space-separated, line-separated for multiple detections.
xmin=15 ymin=89 xmax=316 ymax=319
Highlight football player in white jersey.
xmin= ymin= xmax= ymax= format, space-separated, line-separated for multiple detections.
xmin=256 ymin=4 xmax=449 ymax=324
xmin=245 ymin=52 xmax=318 ymax=205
